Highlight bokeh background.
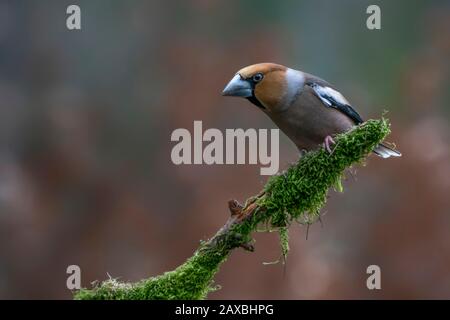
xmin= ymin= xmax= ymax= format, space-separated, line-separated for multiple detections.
xmin=0 ymin=0 xmax=449 ymax=299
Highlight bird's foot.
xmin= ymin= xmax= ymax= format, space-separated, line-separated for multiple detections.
xmin=323 ymin=135 xmax=336 ymax=154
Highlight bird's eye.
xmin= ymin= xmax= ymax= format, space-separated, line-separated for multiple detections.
xmin=252 ymin=73 xmax=264 ymax=83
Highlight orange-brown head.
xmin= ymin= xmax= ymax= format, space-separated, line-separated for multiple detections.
xmin=222 ymin=63 xmax=304 ymax=112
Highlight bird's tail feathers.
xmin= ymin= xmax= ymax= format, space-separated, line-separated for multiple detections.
xmin=373 ymin=143 xmax=402 ymax=158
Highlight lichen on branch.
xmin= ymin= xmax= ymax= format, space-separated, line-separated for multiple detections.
xmin=74 ymin=118 xmax=392 ymax=300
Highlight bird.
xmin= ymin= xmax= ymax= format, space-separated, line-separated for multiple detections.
xmin=222 ymin=63 xmax=401 ymax=158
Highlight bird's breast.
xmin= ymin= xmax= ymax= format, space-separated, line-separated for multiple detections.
xmin=268 ymin=87 xmax=355 ymax=151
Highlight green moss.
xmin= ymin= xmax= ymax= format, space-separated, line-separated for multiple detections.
xmin=75 ymin=245 xmax=228 ymax=300
xmin=258 ymin=118 xmax=390 ymax=228
xmin=74 ymin=118 xmax=391 ymax=300
xmin=279 ymin=226 xmax=289 ymax=262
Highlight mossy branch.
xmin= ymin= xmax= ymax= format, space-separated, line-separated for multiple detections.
xmin=75 ymin=118 xmax=392 ymax=300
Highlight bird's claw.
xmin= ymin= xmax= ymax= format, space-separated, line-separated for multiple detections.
xmin=323 ymin=135 xmax=336 ymax=154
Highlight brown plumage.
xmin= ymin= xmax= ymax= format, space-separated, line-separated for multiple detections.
xmin=222 ymin=63 xmax=401 ymax=158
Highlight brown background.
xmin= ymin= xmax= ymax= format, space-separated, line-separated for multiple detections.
xmin=0 ymin=0 xmax=449 ymax=299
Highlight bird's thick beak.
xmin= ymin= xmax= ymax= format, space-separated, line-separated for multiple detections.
xmin=222 ymin=74 xmax=252 ymax=97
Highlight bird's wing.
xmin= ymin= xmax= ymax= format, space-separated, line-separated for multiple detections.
xmin=307 ymin=82 xmax=364 ymax=125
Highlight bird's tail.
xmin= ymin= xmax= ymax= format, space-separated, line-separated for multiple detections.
xmin=373 ymin=143 xmax=402 ymax=158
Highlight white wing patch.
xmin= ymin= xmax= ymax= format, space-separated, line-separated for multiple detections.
xmin=311 ymin=84 xmax=350 ymax=107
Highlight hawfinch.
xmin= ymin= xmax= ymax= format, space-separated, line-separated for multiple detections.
xmin=222 ymin=63 xmax=401 ymax=158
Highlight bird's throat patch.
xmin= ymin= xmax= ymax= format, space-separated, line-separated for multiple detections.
xmin=247 ymin=96 xmax=266 ymax=109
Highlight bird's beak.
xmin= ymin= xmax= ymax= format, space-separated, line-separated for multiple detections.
xmin=222 ymin=74 xmax=252 ymax=97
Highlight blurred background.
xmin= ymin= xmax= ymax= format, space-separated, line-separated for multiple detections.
xmin=0 ymin=0 xmax=449 ymax=299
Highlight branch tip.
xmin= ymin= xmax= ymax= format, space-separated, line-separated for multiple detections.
xmin=228 ymin=199 xmax=243 ymax=216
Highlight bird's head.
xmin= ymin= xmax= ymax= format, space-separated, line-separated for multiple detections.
xmin=222 ymin=63 xmax=301 ymax=113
